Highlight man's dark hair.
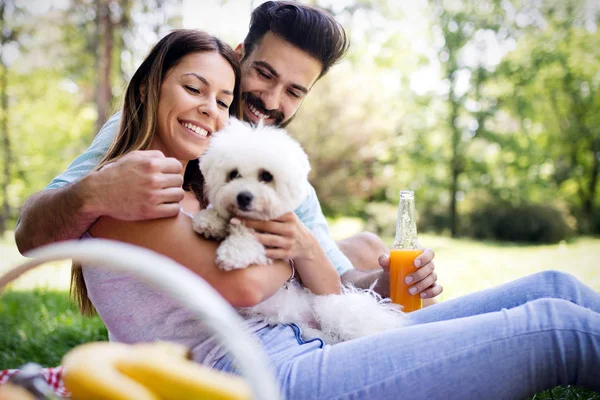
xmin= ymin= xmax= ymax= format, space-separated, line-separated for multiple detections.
xmin=243 ymin=1 xmax=349 ymax=78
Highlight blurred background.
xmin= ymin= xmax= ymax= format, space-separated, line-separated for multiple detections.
xmin=1 ymin=0 xmax=599 ymax=284
xmin=2 ymin=0 xmax=599 ymax=282
xmin=0 ymin=3 xmax=599 ymax=394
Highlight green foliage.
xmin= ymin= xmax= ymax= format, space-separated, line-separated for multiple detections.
xmin=529 ymin=386 xmax=600 ymax=400
xmin=1 ymin=0 xmax=599 ymax=240
xmin=466 ymin=202 xmax=573 ymax=243
xmin=0 ymin=290 xmax=107 ymax=368
xmin=5 ymin=68 xmax=95 ymax=217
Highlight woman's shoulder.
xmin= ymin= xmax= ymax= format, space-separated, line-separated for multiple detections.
xmin=90 ymin=209 xmax=194 ymax=244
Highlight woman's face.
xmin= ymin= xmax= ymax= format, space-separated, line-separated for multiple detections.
xmin=154 ymin=51 xmax=236 ymax=162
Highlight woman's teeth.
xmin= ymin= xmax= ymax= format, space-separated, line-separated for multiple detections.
xmin=248 ymin=103 xmax=268 ymax=119
xmin=182 ymin=122 xmax=208 ymax=138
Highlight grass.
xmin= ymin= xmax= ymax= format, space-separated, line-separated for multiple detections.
xmin=0 ymin=290 xmax=107 ymax=368
xmin=1 ymin=229 xmax=599 ymax=399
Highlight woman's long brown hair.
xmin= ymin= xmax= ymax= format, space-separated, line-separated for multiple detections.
xmin=72 ymin=29 xmax=243 ymax=315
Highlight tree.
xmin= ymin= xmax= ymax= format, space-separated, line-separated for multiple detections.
xmin=0 ymin=0 xmax=20 ymax=234
xmin=498 ymin=0 xmax=600 ymax=232
xmin=429 ymin=0 xmax=506 ymax=236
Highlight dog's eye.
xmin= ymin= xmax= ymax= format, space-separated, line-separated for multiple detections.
xmin=228 ymin=169 xmax=241 ymax=181
xmin=259 ymin=170 xmax=273 ymax=183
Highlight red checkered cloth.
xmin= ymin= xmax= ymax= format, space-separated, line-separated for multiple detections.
xmin=0 ymin=366 xmax=70 ymax=398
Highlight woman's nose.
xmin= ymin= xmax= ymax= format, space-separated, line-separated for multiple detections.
xmin=199 ymin=98 xmax=218 ymax=118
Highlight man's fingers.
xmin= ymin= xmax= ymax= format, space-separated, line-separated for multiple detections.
xmin=151 ymin=203 xmax=183 ymax=219
xmin=135 ymin=150 xmax=165 ymax=159
xmin=420 ymin=283 xmax=443 ymax=299
xmin=415 ymin=248 xmax=435 ymax=267
xmin=160 ymin=173 xmax=185 ymax=189
xmin=157 ymin=187 xmax=186 ymax=204
xmin=158 ymin=157 xmax=184 ymax=174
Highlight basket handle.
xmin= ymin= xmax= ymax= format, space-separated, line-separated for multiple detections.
xmin=0 ymin=239 xmax=282 ymax=400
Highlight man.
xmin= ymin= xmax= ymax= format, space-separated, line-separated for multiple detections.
xmin=16 ymin=1 xmax=442 ymax=302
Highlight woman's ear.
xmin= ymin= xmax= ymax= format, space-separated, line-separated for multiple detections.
xmin=234 ymin=43 xmax=244 ymax=61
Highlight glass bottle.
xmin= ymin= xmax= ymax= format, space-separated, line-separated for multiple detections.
xmin=389 ymin=190 xmax=423 ymax=312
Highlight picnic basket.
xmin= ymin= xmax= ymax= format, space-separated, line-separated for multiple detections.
xmin=0 ymin=239 xmax=282 ymax=400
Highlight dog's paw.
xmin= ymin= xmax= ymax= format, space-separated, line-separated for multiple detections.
xmin=216 ymin=231 xmax=271 ymax=271
xmin=192 ymin=208 xmax=228 ymax=240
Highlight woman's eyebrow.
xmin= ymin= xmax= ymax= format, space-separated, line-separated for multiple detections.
xmin=183 ymin=72 xmax=233 ymax=96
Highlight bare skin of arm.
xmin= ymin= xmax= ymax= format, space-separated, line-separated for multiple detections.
xmin=15 ymin=151 xmax=184 ymax=254
xmin=236 ymin=212 xmax=342 ymax=296
xmin=90 ymin=212 xmax=293 ymax=308
xmin=16 ymin=179 xmax=99 ymax=254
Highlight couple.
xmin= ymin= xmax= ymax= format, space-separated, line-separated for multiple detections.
xmin=16 ymin=2 xmax=600 ymax=399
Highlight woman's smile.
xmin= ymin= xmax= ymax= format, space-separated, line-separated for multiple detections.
xmin=178 ymin=119 xmax=212 ymax=139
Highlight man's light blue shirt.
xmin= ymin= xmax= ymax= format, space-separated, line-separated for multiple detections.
xmin=46 ymin=113 xmax=354 ymax=276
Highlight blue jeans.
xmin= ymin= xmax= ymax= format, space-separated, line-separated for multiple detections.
xmin=213 ymin=271 xmax=600 ymax=399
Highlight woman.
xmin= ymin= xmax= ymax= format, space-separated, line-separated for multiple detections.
xmin=76 ymin=30 xmax=600 ymax=400
xmin=74 ymin=28 xmax=341 ymax=367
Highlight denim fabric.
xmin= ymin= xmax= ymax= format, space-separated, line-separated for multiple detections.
xmin=43 ymin=113 xmax=354 ymax=276
xmin=213 ymin=271 xmax=600 ymax=399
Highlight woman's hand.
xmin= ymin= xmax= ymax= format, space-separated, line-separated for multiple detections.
xmin=232 ymin=212 xmax=318 ymax=262
xmin=378 ymin=248 xmax=443 ymax=300
xmin=232 ymin=212 xmax=341 ymax=295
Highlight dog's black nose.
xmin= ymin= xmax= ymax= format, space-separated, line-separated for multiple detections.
xmin=237 ymin=191 xmax=254 ymax=210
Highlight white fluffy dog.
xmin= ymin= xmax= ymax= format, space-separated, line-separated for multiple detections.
xmin=193 ymin=119 xmax=410 ymax=344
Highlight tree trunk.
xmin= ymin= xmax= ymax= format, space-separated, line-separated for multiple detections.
xmin=449 ymin=100 xmax=461 ymax=238
xmin=581 ymin=140 xmax=600 ymax=232
xmin=95 ymin=0 xmax=113 ymax=134
xmin=0 ymin=1 xmax=11 ymax=235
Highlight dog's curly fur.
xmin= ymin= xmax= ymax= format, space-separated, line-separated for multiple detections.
xmin=192 ymin=119 xmax=410 ymax=343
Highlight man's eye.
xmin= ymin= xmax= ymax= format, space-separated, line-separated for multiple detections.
xmin=228 ymin=169 xmax=241 ymax=181
xmin=185 ymin=85 xmax=200 ymax=94
xmin=257 ymin=69 xmax=271 ymax=79
xmin=259 ymin=170 xmax=273 ymax=183
xmin=287 ymin=90 xmax=301 ymax=99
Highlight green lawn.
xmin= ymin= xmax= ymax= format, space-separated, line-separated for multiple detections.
xmin=1 ymin=230 xmax=599 ymax=399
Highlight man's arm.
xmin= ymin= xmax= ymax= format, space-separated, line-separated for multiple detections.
xmin=16 ymin=151 xmax=185 ymax=254
xmin=16 ymin=176 xmax=102 ymax=254
xmin=15 ymin=113 xmax=185 ymax=254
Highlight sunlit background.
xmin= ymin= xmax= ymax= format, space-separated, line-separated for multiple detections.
xmin=2 ymin=0 xmax=600 ymax=280
xmin=1 ymin=1 xmax=600 ymax=386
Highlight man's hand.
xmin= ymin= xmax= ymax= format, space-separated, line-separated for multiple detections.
xmin=87 ymin=150 xmax=185 ymax=220
xmin=378 ymin=249 xmax=443 ymax=300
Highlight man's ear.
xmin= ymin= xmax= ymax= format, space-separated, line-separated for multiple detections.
xmin=234 ymin=43 xmax=244 ymax=61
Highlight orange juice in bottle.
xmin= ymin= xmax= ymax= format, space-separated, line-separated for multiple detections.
xmin=389 ymin=190 xmax=423 ymax=312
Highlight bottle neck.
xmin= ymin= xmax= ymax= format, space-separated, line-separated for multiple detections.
xmin=392 ymin=193 xmax=418 ymax=249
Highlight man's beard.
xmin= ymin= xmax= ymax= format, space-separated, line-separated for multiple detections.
xmin=242 ymin=92 xmax=288 ymax=127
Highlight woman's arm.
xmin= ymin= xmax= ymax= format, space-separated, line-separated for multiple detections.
xmin=90 ymin=213 xmax=292 ymax=308
xmin=234 ymin=212 xmax=342 ymax=296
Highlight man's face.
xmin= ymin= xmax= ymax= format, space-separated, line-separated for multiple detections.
xmin=239 ymin=32 xmax=323 ymax=127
